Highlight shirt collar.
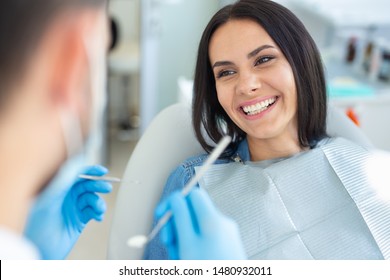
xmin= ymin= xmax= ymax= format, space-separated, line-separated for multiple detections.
xmin=232 ymin=138 xmax=250 ymax=162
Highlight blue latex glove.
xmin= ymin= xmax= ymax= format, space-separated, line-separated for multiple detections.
xmin=156 ymin=188 xmax=246 ymax=260
xmin=24 ymin=165 xmax=112 ymax=259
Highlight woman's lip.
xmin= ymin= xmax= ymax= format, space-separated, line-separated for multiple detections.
xmin=238 ymin=95 xmax=279 ymax=109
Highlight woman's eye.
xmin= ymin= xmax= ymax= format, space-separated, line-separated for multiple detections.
xmin=255 ymin=56 xmax=274 ymax=66
xmin=217 ymin=70 xmax=235 ymax=79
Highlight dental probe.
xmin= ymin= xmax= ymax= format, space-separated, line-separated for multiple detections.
xmin=127 ymin=135 xmax=232 ymax=249
xmin=78 ymin=174 xmax=121 ymax=183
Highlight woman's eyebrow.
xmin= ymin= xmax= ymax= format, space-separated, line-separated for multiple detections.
xmin=212 ymin=45 xmax=275 ymax=69
xmin=247 ymin=45 xmax=275 ymax=59
xmin=212 ymin=60 xmax=234 ymax=69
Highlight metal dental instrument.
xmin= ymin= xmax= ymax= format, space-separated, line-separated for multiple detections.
xmin=127 ymin=135 xmax=232 ymax=249
xmin=78 ymin=174 xmax=121 ymax=183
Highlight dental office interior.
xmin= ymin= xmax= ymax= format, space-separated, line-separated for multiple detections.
xmin=68 ymin=0 xmax=390 ymax=259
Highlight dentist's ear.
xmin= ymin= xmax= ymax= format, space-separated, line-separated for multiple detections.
xmin=41 ymin=11 xmax=101 ymax=138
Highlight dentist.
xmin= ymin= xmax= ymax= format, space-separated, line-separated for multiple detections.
xmin=0 ymin=0 xmax=113 ymax=259
xmin=0 ymin=0 xmax=245 ymax=260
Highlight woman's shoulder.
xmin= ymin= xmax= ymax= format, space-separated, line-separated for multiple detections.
xmin=170 ymin=152 xmax=231 ymax=180
xmin=163 ymin=149 xmax=235 ymax=196
xmin=173 ymin=139 xmax=247 ymax=174
xmin=178 ymin=153 xmax=210 ymax=169
xmin=164 ymin=154 xmax=208 ymax=192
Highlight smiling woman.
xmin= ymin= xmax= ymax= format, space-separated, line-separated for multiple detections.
xmin=144 ymin=0 xmax=390 ymax=260
xmin=193 ymin=0 xmax=327 ymax=157
xmin=209 ymin=19 xmax=299 ymax=161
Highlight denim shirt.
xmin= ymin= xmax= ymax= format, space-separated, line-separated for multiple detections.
xmin=143 ymin=139 xmax=250 ymax=260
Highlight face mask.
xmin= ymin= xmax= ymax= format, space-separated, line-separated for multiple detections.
xmin=83 ymin=18 xmax=108 ymax=164
xmin=25 ymin=106 xmax=86 ymax=231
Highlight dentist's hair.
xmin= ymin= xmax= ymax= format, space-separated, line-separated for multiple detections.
xmin=0 ymin=0 xmax=106 ymax=105
xmin=193 ymin=0 xmax=327 ymax=155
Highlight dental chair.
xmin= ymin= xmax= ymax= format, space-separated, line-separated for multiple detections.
xmin=107 ymin=102 xmax=373 ymax=259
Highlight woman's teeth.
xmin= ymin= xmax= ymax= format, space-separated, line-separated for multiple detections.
xmin=242 ymin=97 xmax=277 ymax=116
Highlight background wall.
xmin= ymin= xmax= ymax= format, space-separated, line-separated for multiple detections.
xmin=108 ymin=0 xmax=140 ymax=126
xmin=140 ymin=0 xmax=219 ymax=131
xmin=108 ymin=0 xmax=390 ymax=133
xmin=109 ymin=0 xmax=140 ymax=42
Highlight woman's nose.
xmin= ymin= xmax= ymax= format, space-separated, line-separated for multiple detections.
xmin=236 ymin=71 xmax=262 ymax=96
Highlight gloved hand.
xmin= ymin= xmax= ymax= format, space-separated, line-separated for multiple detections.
xmin=156 ymin=188 xmax=246 ymax=260
xmin=24 ymin=165 xmax=112 ymax=259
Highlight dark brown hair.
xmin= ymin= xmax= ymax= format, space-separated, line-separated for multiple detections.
xmin=193 ymin=0 xmax=327 ymax=155
xmin=0 ymin=0 xmax=107 ymax=105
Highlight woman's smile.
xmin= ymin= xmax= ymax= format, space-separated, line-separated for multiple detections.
xmin=239 ymin=96 xmax=279 ymax=118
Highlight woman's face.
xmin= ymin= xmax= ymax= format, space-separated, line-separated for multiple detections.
xmin=209 ymin=19 xmax=298 ymax=145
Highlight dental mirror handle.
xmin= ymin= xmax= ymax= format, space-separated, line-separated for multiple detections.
xmin=145 ymin=135 xmax=232 ymax=243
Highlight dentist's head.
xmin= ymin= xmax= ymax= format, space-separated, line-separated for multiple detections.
xmin=0 ymin=0 xmax=108 ymax=232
